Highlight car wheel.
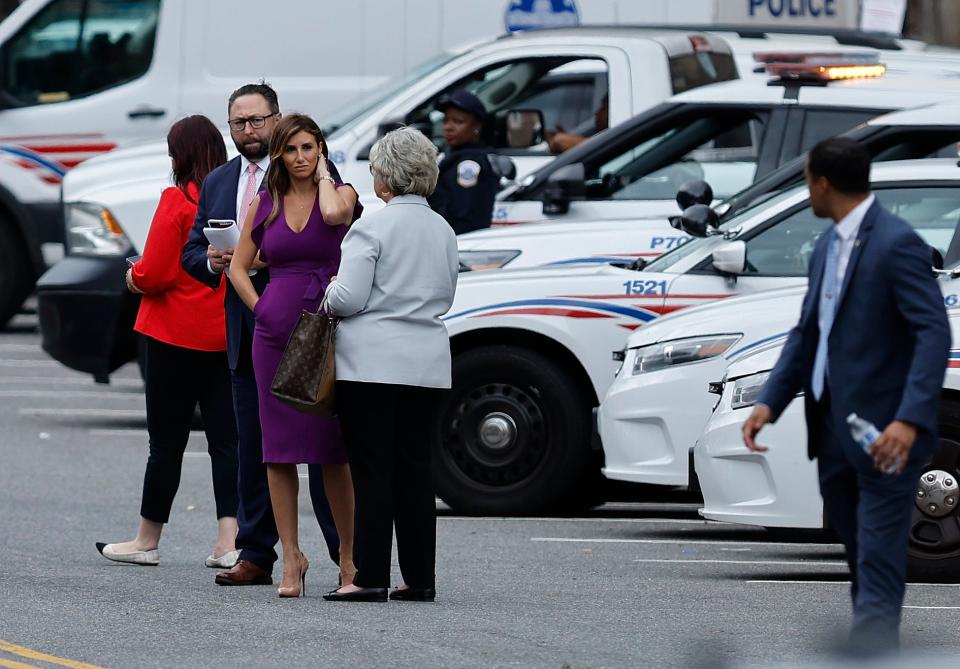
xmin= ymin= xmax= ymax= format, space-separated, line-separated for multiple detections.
xmin=433 ymin=345 xmax=594 ymax=515
xmin=0 ymin=218 xmax=31 ymax=328
xmin=907 ymin=398 xmax=960 ymax=580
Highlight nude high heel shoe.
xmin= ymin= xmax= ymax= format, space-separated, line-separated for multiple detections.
xmin=278 ymin=555 xmax=309 ymax=598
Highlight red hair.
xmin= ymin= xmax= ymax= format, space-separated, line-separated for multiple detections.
xmin=167 ymin=115 xmax=227 ymax=202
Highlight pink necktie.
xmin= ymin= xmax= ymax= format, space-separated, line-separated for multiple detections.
xmin=238 ymin=162 xmax=259 ymax=230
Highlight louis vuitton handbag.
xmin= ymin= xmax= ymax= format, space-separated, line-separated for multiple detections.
xmin=270 ymin=296 xmax=337 ymax=416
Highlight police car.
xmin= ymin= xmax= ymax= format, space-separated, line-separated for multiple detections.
xmin=598 ymin=160 xmax=960 ymax=490
xmin=696 ymin=299 xmax=960 ymax=579
xmin=438 ymin=159 xmax=960 ymax=514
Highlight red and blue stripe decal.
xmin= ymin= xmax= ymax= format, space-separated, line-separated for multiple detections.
xmin=445 ymin=298 xmax=660 ymax=322
xmin=949 ymin=350 xmax=960 ymax=368
xmin=0 ymin=145 xmax=67 ymax=177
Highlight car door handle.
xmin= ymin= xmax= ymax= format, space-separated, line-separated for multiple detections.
xmin=128 ymin=107 xmax=166 ymax=119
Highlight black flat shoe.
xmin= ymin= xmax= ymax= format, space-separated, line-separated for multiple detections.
xmin=389 ymin=586 xmax=435 ymax=602
xmin=322 ymin=587 xmax=387 ymax=602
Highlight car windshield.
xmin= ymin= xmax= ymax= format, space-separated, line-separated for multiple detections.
xmin=641 ymin=186 xmax=805 ymax=272
xmin=323 ymin=52 xmax=456 ymax=139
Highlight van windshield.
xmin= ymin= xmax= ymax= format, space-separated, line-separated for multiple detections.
xmin=324 ymin=52 xmax=457 ymax=140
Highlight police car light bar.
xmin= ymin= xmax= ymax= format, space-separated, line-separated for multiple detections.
xmin=753 ymin=52 xmax=886 ymax=82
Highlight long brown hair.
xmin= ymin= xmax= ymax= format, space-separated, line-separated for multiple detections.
xmin=167 ymin=115 xmax=227 ymax=203
xmin=263 ymin=113 xmax=328 ymax=226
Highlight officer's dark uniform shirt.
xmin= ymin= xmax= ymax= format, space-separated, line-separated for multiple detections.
xmin=428 ymin=143 xmax=499 ymax=235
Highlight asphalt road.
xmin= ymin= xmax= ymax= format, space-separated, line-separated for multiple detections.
xmin=1 ymin=305 xmax=958 ymax=669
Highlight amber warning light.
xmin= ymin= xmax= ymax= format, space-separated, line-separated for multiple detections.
xmin=753 ymin=52 xmax=886 ymax=82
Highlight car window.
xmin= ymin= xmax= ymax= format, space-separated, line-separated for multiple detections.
xmin=586 ymin=112 xmax=767 ymax=202
xmin=799 ymin=110 xmax=883 ymax=153
xmin=669 ymin=51 xmax=738 ymax=94
xmin=742 ymin=186 xmax=960 ymax=276
xmin=0 ymin=0 xmax=160 ymax=106
xmin=404 ymin=57 xmax=608 ymax=154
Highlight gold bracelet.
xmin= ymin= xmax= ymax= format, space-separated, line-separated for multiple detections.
xmin=317 ymin=175 xmax=335 ymax=185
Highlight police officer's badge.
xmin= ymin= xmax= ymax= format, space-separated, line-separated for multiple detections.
xmin=457 ymin=160 xmax=481 ymax=188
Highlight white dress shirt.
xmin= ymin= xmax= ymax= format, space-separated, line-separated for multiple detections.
xmin=325 ymin=194 xmax=459 ymax=388
xmin=818 ymin=193 xmax=874 ymax=336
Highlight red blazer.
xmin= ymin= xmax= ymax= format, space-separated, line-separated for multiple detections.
xmin=131 ymin=183 xmax=226 ymax=351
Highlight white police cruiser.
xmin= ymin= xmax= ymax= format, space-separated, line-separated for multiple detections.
xmin=696 ymin=297 xmax=960 ymax=579
xmin=437 ymin=159 xmax=960 ymax=514
xmin=598 ymin=161 xmax=960 ymax=490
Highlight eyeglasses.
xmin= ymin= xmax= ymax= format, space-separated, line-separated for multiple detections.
xmin=227 ymin=112 xmax=278 ymax=131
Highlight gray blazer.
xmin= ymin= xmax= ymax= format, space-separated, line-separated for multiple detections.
xmin=325 ymin=194 xmax=459 ymax=388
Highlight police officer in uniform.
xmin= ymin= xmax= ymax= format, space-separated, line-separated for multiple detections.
xmin=428 ymin=90 xmax=499 ymax=235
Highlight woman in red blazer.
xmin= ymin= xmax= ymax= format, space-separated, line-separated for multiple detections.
xmin=96 ymin=115 xmax=239 ymax=568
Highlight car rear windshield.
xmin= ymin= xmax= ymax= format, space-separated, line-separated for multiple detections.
xmin=669 ymin=52 xmax=738 ymax=94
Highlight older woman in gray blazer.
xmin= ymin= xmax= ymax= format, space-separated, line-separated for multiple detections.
xmin=322 ymin=127 xmax=458 ymax=603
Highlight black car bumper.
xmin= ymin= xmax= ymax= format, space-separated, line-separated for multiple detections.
xmin=36 ymin=255 xmax=139 ymax=383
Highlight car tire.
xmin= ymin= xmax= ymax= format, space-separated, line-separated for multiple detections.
xmin=433 ymin=345 xmax=594 ymax=515
xmin=0 ymin=217 xmax=31 ymax=328
xmin=907 ymin=397 xmax=960 ymax=581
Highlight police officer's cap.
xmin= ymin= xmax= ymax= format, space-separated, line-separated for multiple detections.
xmin=437 ymin=90 xmax=487 ymax=122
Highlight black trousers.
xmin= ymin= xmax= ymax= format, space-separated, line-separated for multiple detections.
xmin=140 ymin=337 xmax=238 ymax=524
xmin=814 ymin=389 xmax=923 ymax=653
xmin=336 ymin=381 xmax=445 ymax=588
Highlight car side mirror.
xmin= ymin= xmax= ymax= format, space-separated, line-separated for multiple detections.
xmin=488 ymin=154 xmax=517 ymax=182
xmin=542 ymin=162 xmax=585 ymax=216
xmin=931 ymin=245 xmax=945 ymax=271
xmin=675 ymin=180 xmax=714 ymax=211
xmin=504 ymin=109 xmax=545 ymax=148
xmin=712 ymin=240 xmax=747 ymax=275
xmin=675 ymin=204 xmax=719 ymax=238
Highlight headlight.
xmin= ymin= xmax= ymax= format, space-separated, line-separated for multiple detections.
xmin=631 ymin=335 xmax=740 ymax=375
xmin=458 ymin=249 xmax=521 ymax=271
xmin=65 ymin=202 xmax=132 ymax=257
xmin=730 ymin=371 xmax=771 ymax=410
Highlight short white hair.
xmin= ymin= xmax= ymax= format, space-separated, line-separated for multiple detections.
xmin=369 ymin=127 xmax=439 ymax=197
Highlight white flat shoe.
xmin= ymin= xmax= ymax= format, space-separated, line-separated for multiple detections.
xmin=205 ymin=550 xmax=240 ymax=569
xmin=96 ymin=542 xmax=159 ymax=566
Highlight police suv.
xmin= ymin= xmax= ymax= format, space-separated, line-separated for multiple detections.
xmin=696 ymin=299 xmax=960 ymax=580
xmin=438 ymin=159 xmax=960 ymax=514
xmin=459 ymin=58 xmax=960 ymax=271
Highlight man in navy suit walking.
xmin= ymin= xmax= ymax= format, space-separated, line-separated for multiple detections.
xmin=742 ymin=137 xmax=950 ymax=654
xmin=181 ymin=82 xmax=339 ymax=586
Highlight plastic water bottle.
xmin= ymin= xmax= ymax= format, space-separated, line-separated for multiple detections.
xmin=847 ymin=413 xmax=898 ymax=474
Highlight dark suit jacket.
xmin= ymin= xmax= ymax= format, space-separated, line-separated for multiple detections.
xmin=181 ymin=156 xmax=261 ymax=371
xmin=757 ymin=199 xmax=950 ymax=470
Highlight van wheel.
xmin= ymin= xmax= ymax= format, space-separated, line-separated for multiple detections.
xmin=0 ymin=218 xmax=31 ymax=328
xmin=907 ymin=398 xmax=960 ymax=581
xmin=433 ymin=345 xmax=594 ymax=515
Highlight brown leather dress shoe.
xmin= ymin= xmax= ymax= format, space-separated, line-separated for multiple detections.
xmin=215 ymin=559 xmax=273 ymax=586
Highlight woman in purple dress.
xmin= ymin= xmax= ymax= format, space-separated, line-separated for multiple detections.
xmin=229 ymin=114 xmax=359 ymax=597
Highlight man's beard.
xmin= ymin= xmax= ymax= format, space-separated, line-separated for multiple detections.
xmin=235 ymin=138 xmax=268 ymax=161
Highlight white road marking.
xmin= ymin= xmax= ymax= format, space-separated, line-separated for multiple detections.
xmin=0 ymin=375 xmax=141 ymax=387
xmin=19 ymin=408 xmax=144 ymax=418
xmin=0 ymin=359 xmax=60 ymax=368
xmin=904 ymin=605 xmax=960 ymax=609
xmin=532 ymin=537 xmax=839 ymax=547
xmin=749 ymin=580 xmax=958 ymax=587
xmin=440 ymin=517 xmax=713 ymax=525
xmin=0 ymin=344 xmax=43 ymax=352
xmin=633 ymin=558 xmax=846 ymax=567
xmin=91 ymin=429 xmax=203 ymax=438
xmin=0 ymin=390 xmax=142 ymax=400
